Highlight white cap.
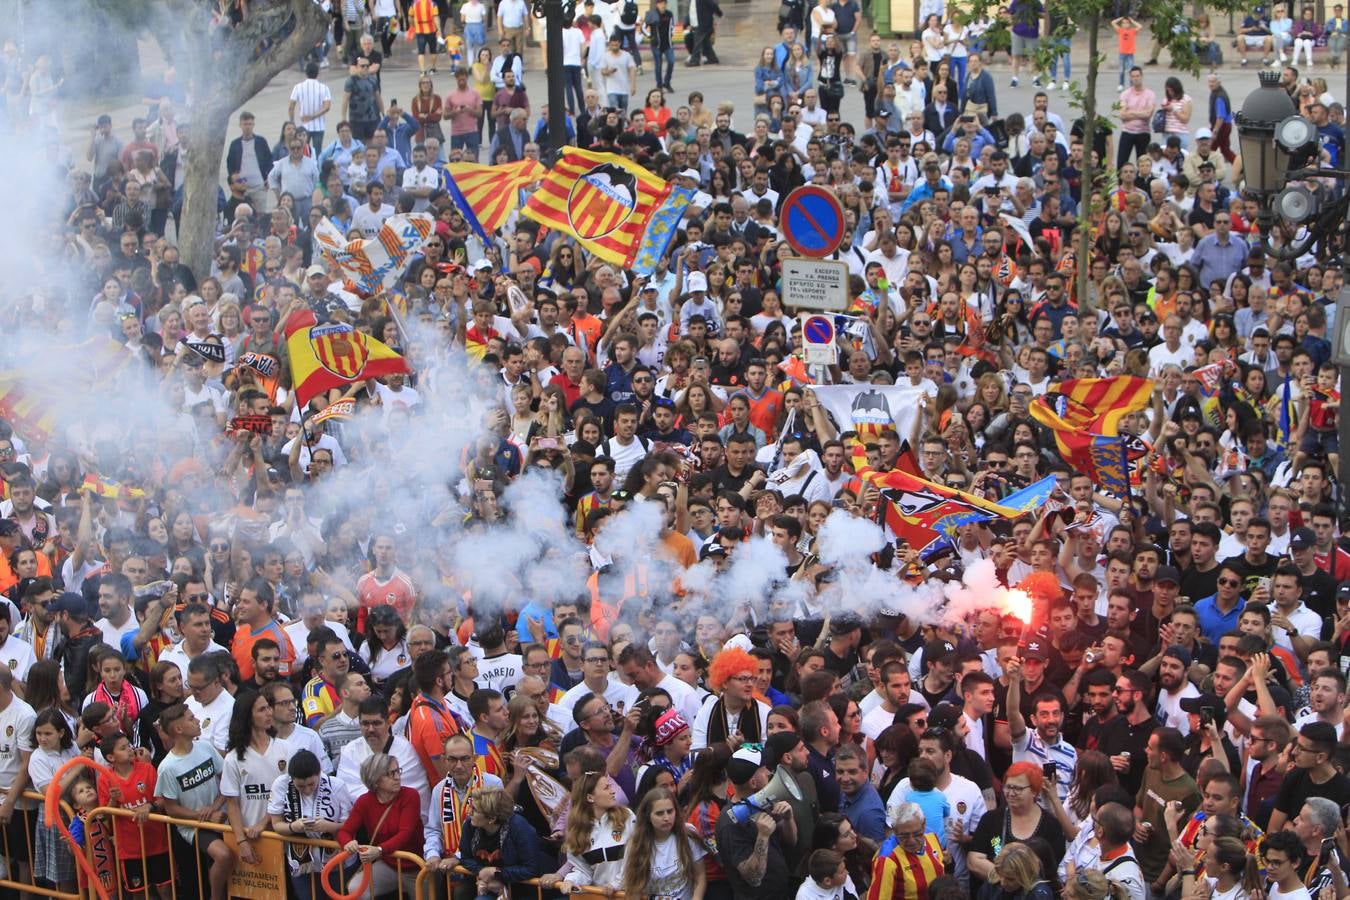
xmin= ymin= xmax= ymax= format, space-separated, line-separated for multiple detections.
xmin=1195 ymin=127 xmax=1213 ymax=140
xmin=472 ymin=259 xmax=493 ymax=271
xmin=679 ymin=168 xmax=701 ymax=181
xmin=686 ymin=271 xmax=708 ymax=292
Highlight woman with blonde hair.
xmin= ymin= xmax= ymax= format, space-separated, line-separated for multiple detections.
xmin=622 ymin=786 xmax=707 ymax=900
xmin=1061 ymin=867 xmax=1127 ymax=900
xmin=984 ymin=842 xmax=1053 ymax=900
xmin=538 ymin=770 xmax=635 ymax=896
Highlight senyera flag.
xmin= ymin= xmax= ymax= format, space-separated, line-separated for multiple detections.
xmin=283 ymin=309 xmax=410 ymax=408
xmin=1028 ymin=394 xmax=1148 ymax=497
xmin=1049 ymin=376 xmax=1154 ymax=435
xmin=521 ymin=148 xmax=670 ymax=268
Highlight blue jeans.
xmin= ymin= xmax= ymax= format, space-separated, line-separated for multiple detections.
xmin=1050 ymin=41 xmax=1070 ymax=80
xmin=1118 ymin=52 xmax=1133 ymax=86
xmin=607 ymin=92 xmax=630 ymax=111
xmin=950 ymin=55 xmax=968 ymax=103
xmin=652 ymin=46 xmax=675 ymax=86
xmin=464 ymin=22 xmax=486 ymax=63
xmin=451 ymin=131 xmax=482 ymax=160
xmin=563 ymin=65 xmax=585 ymax=113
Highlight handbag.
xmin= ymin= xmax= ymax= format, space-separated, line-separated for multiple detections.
xmin=1151 ymin=107 xmax=1167 ymax=133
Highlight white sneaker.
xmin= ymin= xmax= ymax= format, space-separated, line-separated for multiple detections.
xmin=1061 ymin=81 xmax=1070 ymax=90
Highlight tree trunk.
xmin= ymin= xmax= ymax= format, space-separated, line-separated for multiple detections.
xmin=179 ymin=102 xmax=233 ymax=282
xmin=153 ymin=0 xmax=328 ymax=277
xmin=1076 ymin=9 xmax=1100 ymax=310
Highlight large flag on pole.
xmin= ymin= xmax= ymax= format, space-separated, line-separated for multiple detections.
xmin=851 ymin=444 xmax=1019 ymax=551
xmin=1029 ymin=395 xmax=1146 ymax=496
xmin=284 ymin=309 xmax=411 ymax=408
xmin=445 ymin=160 xmax=546 ymax=236
xmin=521 ymin=148 xmax=671 ymax=267
xmin=313 ymin=213 xmax=435 ymax=297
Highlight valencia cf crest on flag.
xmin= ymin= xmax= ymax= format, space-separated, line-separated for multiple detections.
xmin=567 ymin=162 xmax=638 ymax=240
xmin=310 ymin=323 xmax=371 ymax=380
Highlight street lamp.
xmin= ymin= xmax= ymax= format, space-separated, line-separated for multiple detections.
xmin=1236 ymin=70 xmax=1350 ymax=493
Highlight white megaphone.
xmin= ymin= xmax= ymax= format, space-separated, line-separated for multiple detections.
xmin=726 ymin=765 xmax=805 ymax=824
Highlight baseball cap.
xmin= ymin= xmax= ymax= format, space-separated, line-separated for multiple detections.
xmin=305 ymin=264 xmax=327 ymax=278
xmin=1020 ymin=639 xmax=1049 ymax=662
xmin=686 ymin=271 xmax=708 ymax=293
xmin=679 ymin=168 xmax=701 ymax=181
xmin=928 ymin=702 xmax=962 ymax=730
xmin=1180 ymin=693 xmax=1226 ymax=727
xmin=1290 ymin=527 xmax=1316 ymax=550
xmin=923 ymin=639 xmax=957 ymax=666
xmin=762 ymin=731 xmax=802 ymax=770
xmin=726 ymin=747 xmax=764 ymax=785
xmin=49 ymin=592 xmax=88 ymax=615
xmin=472 ymin=259 xmax=494 ymax=271
xmin=1154 ymin=565 xmax=1181 ymax=586
xmin=699 ymin=542 xmax=728 ymax=561
xmin=1195 ymin=127 xmax=1213 ymax=140
xmin=1162 ymin=644 xmax=1193 ymax=668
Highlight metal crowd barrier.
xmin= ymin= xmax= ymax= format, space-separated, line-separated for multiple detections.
xmin=0 ymin=790 xmax=83 ymax=899
xmin=0 ymin=795 xmax=622 ymax=900
xmin=80 ymin=806 xmax=425 ymax=900
xmin=439 ymin=865 xmax=622 ymax=900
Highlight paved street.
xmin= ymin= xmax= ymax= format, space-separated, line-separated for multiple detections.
xmin=54 ymin=12 xmax=1350 ymax=173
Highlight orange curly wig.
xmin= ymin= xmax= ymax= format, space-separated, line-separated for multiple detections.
xmin=708 ymin=647 xmax=758 ymax=692
xmin=1016 ymin=571 xmax=1064 ymax=605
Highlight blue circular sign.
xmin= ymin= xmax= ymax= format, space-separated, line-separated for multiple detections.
xmin=780 ymin=186 xmax=845 ymax=258
xmin=803 ymin=315 xmax=834 ymax=344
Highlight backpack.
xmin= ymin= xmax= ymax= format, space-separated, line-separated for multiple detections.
xmin=621 ymin=0 xmax=639 ymax=26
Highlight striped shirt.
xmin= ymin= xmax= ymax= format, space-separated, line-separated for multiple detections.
xmin=290 ymin=77 xmax=333 ymax=133
xmin=867 ymin=832 xmax=945 ymax=900
xmin=1013 ymin=728 xmax=1078 ymax=803
xmin=409 ymin=0 xmax=439 ymax=33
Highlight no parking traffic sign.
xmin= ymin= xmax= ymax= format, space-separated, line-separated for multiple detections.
xmin=780 ymin=186 xmax=845 ymax=258
xmin=801 ymin=313 xmax=837 ymax=365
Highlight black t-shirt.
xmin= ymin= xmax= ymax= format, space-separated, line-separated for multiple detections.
xmin=1180 ymin=563 xmax=1220 ymax=604
xmin=716 ymin=805 xmax=792 ymax=900
xmin=1301 ymin=567 xmax=1339 ymax=620
xmin=915 ymin=675 xmax=956 ymax=709
xmin=709 ymin=464 xmax=760 ymax=494
xmin=1272 ymin=768 xmax=1350 ymax=820
xmin=969 ymin=807 xmax=1067 ymax=891
xmin=1094 ymin=714 xmax=1157 ymax=798
xmin=1221 ymin=553 xmax=1280 ymax=596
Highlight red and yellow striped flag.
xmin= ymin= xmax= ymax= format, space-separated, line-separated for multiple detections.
xmin=283 ymin=309 xmax=410 ymax=408
xmin=1052 ymin=376 xmax=1155 ymax=436
xmin=446 ymin=160 xmax=545 ymax=234
xmin=521 ymin=149 xmax=670 ymax=267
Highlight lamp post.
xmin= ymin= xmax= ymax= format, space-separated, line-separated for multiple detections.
xmin=531 ymin=0 xmax=574 ymax=158
xmin=1235 ymin=71 xmax=1350 ymax=493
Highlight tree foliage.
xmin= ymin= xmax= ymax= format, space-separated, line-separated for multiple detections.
xmin=141 ymin=0 xmax=328 ymax=277
xmin=957 ymin=0 xmax=1250 ymax=303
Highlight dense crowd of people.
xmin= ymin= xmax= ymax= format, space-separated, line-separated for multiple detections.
xmin=1 ymin=2 xmax=1350 ymax=900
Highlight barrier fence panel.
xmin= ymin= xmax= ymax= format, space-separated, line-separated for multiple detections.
xmin=444 ymin=866 xmax=622 ymax=900
xmin=0 ymin=790 xmax=83 ymax=900
xmin=79 ymin=807 xmax=427 ymax=900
